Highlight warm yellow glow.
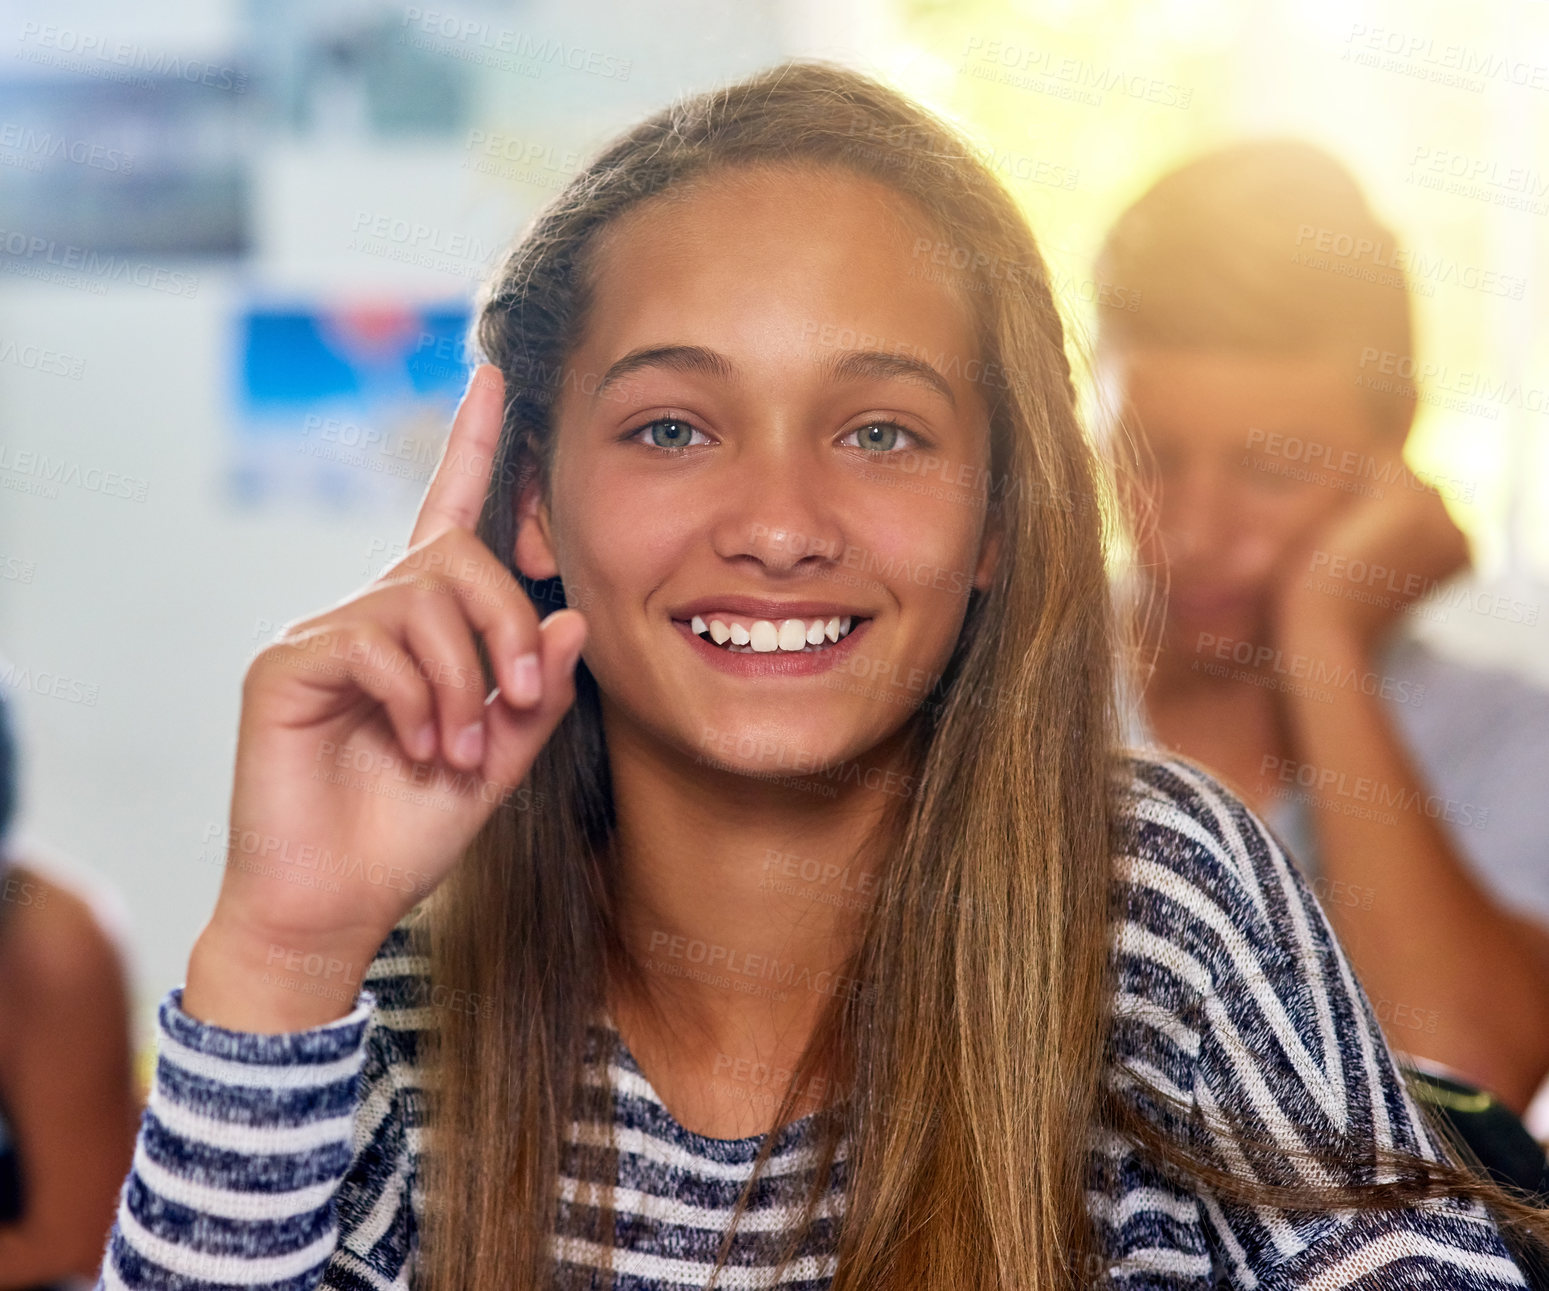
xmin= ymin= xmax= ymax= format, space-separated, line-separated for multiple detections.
xmin=885 ymin=0 xmax=1548 ymax=579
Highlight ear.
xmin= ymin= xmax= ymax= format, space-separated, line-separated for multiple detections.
xmin=513 ymin=465 xmax=559 ymax=580
xmin=972 ymin=513 xmax=1002 ymax=592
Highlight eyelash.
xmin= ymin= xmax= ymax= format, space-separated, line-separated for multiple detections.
xmin=623 ymin=416 xmax=927 ymax=454
xmin=624 ymin=416 xmax=713 ymax=453
xmin=842 ymin=420 xmax=923 ymax=453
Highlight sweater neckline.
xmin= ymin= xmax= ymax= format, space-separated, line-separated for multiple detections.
xmin=596 ymin=1009 xmax=833 ymax=1157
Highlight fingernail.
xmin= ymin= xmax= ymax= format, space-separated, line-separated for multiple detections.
xmin=455 ymin=721 xmax=484 ymax=765
xmin=510 ymin=652 xmax=541 ymax=705
xmin=414 ymin=721 xmax=436 ymax=760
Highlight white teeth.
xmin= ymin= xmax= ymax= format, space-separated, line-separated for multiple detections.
xmin=778 ymin=619 xmax=807 ymax=650
xmin=690 ymin=613 xmax=862 ymax=653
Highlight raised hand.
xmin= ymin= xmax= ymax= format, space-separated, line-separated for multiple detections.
xmin=1276 ymin=451 xmax=1469 ymax=654
xmin=184 ymin=365 xmax=586 ymax=1031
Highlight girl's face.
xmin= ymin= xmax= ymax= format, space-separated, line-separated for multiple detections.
xmin=1103 ymin=345 xmax=1390 ymax=644
xmin=515 ymin=165 xmax=1000 ymax=779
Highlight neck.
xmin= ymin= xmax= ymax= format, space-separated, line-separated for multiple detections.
xmin=600 ymin=705 xmax=912 ymax=1064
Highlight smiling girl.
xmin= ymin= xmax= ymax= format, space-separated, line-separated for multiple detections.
xmin=96 ymin=63 xmax=1546 ymax=1291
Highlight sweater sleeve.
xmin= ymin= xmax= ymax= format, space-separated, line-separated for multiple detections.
xmin=1127 ymin=756 xmax=1531 ymax=1290
xmin=95 ymin=984 xmax=381 ymax=1289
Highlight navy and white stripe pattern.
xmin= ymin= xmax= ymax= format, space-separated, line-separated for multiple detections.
xmin=96 ymin=756 xmax=1533 ymax=1288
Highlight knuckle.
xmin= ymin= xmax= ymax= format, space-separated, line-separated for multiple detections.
xmin=270 ymin=614 xmax=311 ymax=644
xmin=386 ymin=670 xmax=423 ymax=709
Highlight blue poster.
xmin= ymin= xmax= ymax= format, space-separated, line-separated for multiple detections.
xmin=231 ymin=301 xmax=472 ymax=510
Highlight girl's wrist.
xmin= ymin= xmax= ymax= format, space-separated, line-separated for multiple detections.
xmin=183 ymin=916 xmax=379 ymax=1033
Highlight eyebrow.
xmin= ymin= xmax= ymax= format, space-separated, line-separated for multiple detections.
xmin=593 ymin=345 xmax=734 ymax=401
xmin=591 ymin=343 xmax=957 ymax=409
xmin=820 ymin=349 xmax=956 ymax=410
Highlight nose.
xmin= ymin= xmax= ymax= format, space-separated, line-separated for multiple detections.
xmin=1156 ymin=461 xmax=1235 ymax=568
xmin=708 ymin=431 xmax=848 ymax=575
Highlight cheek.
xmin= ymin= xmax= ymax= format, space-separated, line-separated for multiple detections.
xmin=862 ymin=490 xmax=983 ymax=638
xmin=1255 ymin=488 xmax=1346 ymax=564
xmin=548 ymin=455 xmax=693 ymax=606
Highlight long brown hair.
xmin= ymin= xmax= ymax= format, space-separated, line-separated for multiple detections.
xmin=414 ymin=61 xmax=1549 ymax=1291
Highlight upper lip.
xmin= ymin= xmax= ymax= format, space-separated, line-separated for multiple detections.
xmin=668 ymin=596 xmax=873 ymax=620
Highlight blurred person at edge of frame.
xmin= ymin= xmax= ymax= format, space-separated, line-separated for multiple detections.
xmin=0 ymin=675 xmax=139 ymax=1287
xmin=1095 ymin=140 xmax=1549 ymax=1119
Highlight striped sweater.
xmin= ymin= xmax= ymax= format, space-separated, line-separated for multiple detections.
xmin=96 ymin=757 xmax=1533 ymax=1288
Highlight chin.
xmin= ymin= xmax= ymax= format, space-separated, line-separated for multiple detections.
xmin=680 ymin=700 xmax=900 ymax=785
xmin=1163 ymin=603 xmax=1264 ymax=653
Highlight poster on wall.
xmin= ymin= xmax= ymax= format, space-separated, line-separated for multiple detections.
xmin=230 ymin=301 xmax=473 ymax=511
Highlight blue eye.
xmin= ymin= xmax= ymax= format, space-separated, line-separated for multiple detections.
xmin=631 ymin=418 xmax=708 ymax=450
xmin=846 ymin=421 xmax=914 ymax=452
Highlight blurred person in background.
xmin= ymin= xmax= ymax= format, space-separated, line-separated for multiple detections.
xmin=1095 ymin=140 xmax=1549 ymax=1119
xmin=0 ymin=678 xmax=139 ymax=1287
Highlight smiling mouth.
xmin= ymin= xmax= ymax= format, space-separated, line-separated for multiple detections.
xmin=682 ymin=613 xmax=864 ymax=654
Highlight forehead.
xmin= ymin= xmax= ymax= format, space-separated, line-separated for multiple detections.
xmin=1114 ymin=346 xmax=1375 ymax=442
xmin=575 ymin=164 xmax=982 ymax=377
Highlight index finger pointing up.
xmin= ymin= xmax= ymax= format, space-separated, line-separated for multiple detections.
xmin=409 ymin=363 xmax=506 ymax=548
